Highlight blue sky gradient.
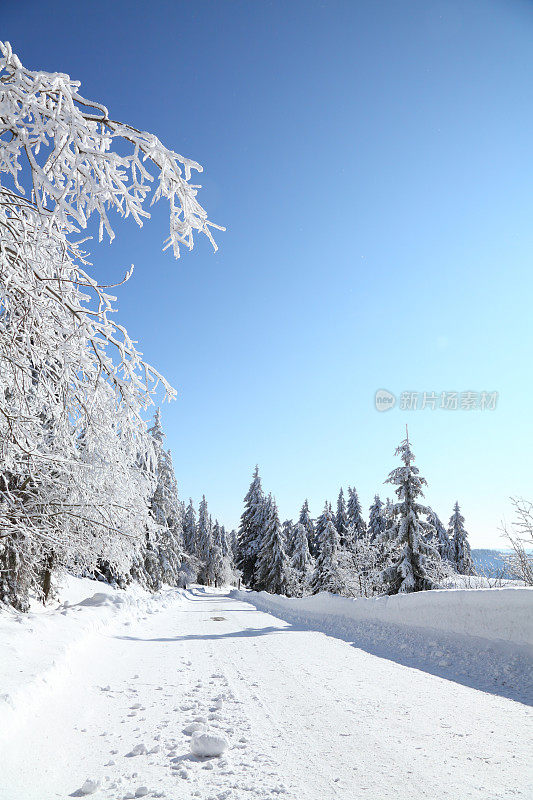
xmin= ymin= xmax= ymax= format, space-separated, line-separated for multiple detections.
xmin=4 ymin=0 xmax=533 ymax=545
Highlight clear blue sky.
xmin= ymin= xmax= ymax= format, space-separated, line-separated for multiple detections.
xmin=4 ymin=0 xmax=532 ymax=546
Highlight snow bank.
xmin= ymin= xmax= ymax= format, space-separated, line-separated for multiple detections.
xmin=0 ymin=576 xmax=187 ymax=736
xmin=232 ymin=587 xmax=533 ymax=650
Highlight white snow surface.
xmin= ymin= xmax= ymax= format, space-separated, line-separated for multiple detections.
xmin=1 ymin=579 xmax=532 ymax=799
xmin=233 ymin=586 xmax=533 ymax=648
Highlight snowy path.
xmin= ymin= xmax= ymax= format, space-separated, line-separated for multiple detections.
xmin=3 ymin=588 xmax=532 ymax=800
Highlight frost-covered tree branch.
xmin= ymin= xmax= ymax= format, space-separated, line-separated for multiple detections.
xmin=502 ymin=498 xmax=533 ymax=585
xmin=0 ymin=41 xmax=223 ymax=256
xmin=0 ymin=41 xmax=221 ymax=609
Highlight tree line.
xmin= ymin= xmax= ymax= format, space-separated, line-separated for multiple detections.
xmin=235 ymin=435 xmax=474 ymax=597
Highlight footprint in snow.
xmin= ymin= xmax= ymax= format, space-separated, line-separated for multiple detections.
xmin=70 ymin=778 xmax=100 ymax=796
xmin=183 ymin=722 xmax=205 ymax=735
xmin=126 ymin=743 xmax=148 ymax=757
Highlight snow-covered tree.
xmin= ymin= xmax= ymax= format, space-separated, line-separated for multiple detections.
xmin=282 ymin=519 xmax=295 ymax=556
xmin=310 ymin=518 xmax=347 ymax=595
xmin=298 ymin=500 xmax=315 ymax=556
xmin=448 ymin=502 xmax=475 ymax=575
xmin=502 ymin=498 xmax=533 ymax=585
xmin=196 ymin=495 xmax=213 ymax=564
xmin=0 ymin=41 xmax=218 ymax=609
xmin=236 ymin=467 xmax=265 ymax=585
xmin=227 ymin=529 xmax=238 ymax=561
xmin=350 ymin=530 xmax=381 ymax=597
xmin=335 ymin=488 xmax=349 ymax=546
xmin=368 ymin=495 xmax=386 ymax=542
xmin=378 ymin=436 xmax=441 ymax=594
xmin=290 ymin=522 xmax=314 ymax=596
xmin=145 ymin=411 xmax=184 ymax=585
xmin=254 ymin=496 xmax=293 ymax=595
xmin=183 ymin=500 xmax=197 ymax=554
xmin=347 ymin=487 xmax=367 ymax=544
xmin=314 ymin=502 xmax=337 ymax=556
xmin=427 ymin=508 xmax=453 ymax=562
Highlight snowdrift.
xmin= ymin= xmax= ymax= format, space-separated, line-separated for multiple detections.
xmin=232 ymin=587 xmax=533 ymax=650
xmin=0 ymin=577 xmax=187 ymax=735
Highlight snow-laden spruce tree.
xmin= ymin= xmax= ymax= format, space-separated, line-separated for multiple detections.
xmin=310 ymin=517 xmax=347 ymax=595
xmin=146 ymin=411 xmax=184 ymax=585
xmin=183 ymin=499 xmax=198 ymax=554
xmin=368 ymin=495 xmax=386 ymax=541
xmin=201 ymin=520 xmax=235 ymax=588
xmin=236 ymin=466 xmax=265 ymax=585
xmin=227 ymin=528 xmax=238 ymax=561
xmin=335 ymin=488 xmax=349 ymax=546
xmin=377 ymin=435 xmax=441 ymax=594
xmin=314 ymin=502 xmax=337 ymax=554
xmin=282 ymin=519 xmax=295 ymax=555
xmin=347 ymin=487 xmax=367 ymax=544
xmin=298 ymin=500 xmax=316 ymax=556
xmin=427 ymin=508 xmax=453 ymax=562
xmin=254 ymin=495 xmax=294 ymax=595
xmin=0 ymin=42 xmax=219 ymax=608
xmin=289 ymin=522 xmax=314 ymax=596
xmin=195 ymin=495 xmax=213 ymax=583
xmin=448 ymin=502 xmax=475 ymax=575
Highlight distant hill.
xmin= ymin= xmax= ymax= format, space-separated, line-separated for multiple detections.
xmin=472 ymin=549 xmax=512 ymax=577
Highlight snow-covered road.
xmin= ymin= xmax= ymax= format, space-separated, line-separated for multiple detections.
xmin=3 ymin=588 xmax=532 ymax=800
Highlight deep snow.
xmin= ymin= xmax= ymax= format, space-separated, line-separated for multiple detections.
xmin=1 ymin=580 xmax=532 ymax=799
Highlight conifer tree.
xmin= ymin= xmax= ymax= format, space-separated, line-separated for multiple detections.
xmin=368 ymin=495 xmax=386 ymax=541
xmin=236 ymin=466 xmax=265 ymax=585
xmin=218 ymin=525 xmax=230 ymax=558
xmin=298 ymin=500 xmax=316 ymax=556
xmin=427 ymin=508 xmax=453 ymax=562
xmin=254 ymin=496 xmax=293 ymax=595
xmin=227 ymin=529 xmax=238 ymax=561
xmin=183 ymin=499 xmax=197 ymax=554
xmin=282 ymin=519 xmax=295 ymax=556
xmin=310 ymin=518 xmax=346 ymax=595
xmin=314 ymin=502 xmax=337 ymax=557
xmin=378 ymin=435 xmax=441 ymax=594
xmin=146 ymin=411 xmax=184 ymax=585
xmin=448 ymin=502 xmax=475 ymax=575
xmin=290 ymin=522 xmax=314 ymax=596
xmin=336 ymin=488 xmax=349 ymax=546
xmin=347 ymin=487 xmax=367 ymax=543
xmin=196 ymin=495 xmax=213 ymax=583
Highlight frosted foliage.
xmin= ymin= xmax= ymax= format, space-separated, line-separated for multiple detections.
xmin=427 ymin=508 xmax=453 ymax=562
xmin=0 ymin=41 xmax=221 ymax=256
xmin=0 ymin=42 xmax=218 ymax=609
